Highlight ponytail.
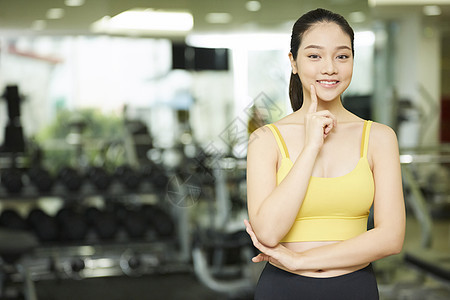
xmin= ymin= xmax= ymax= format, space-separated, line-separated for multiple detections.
xmin=289 ymin=72 xmax=303 ymax=112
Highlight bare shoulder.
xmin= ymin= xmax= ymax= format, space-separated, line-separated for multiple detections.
xmin=369 ymin=122 xmax=398 ymax=145
xmin=368 ymin=122 xmax=400 ymax=162
xmin=249 ymin=124 xmax=274 ymax=143
xmin=248 ymin=125 xmax=278 ymax=155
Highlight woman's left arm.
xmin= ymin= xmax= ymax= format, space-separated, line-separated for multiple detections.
xmin=246 ymin=123 xmax=406 ymax=271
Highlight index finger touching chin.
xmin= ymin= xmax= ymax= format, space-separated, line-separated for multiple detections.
xmin=308 ymin=84 xmax=318 ymax=113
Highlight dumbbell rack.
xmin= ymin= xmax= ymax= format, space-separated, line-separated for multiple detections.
xmin=0 ymin=170 xmax=190 ymax=286
xmin=0 ymin=85 xmax=191 ymax=296
xmin=24 ymin=240 xmax=188 ymax=281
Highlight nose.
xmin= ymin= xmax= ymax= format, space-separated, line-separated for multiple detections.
xmin=321 ymin=58 xmax=337 ymax=75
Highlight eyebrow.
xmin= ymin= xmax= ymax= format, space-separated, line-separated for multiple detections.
xmin=304 ymin=45 xmax=352 ymax=51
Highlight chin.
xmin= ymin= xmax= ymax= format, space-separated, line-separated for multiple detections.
xmin=317 ymin=86 xmax=349 ymax=102
xmin=317 ymin=92 xmax=343 ymax=102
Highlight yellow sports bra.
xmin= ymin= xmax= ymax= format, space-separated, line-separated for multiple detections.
xmin=265 ymin=121 xmax=375 ymax=242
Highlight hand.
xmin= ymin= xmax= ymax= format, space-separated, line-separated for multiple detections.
xmin=304 ymin=85 xmax=337 ymax=150
xmin=244 ymin=220 xmax=302 ymax=271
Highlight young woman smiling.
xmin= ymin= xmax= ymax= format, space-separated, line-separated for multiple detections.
xmin=245 ymin=8 xmax=405 ymax=299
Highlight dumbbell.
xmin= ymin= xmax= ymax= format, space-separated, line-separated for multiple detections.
xmin=121 ymin=208 xmax=147 ymax=239
xmin=0 ymin=209 xmax=28 ymax=230
xmin=114 ymin=165 xmax=141 ymax=190
xmin=58 ymin=167 xmax=84 ymax=192
xmin=142 ymin=205 xmax=175 ymax=237
xmin=1 ymin=168 xmax=23 ymax=194
xmin=87 ymin=166 xmax=111 ymax=191
xmin=64 ymin=257 xmax=85 ymax=280
xmin=85 ymin=206 xmax=101 ymax=225
xmin=113 ymin=204 xmax=127 ymax=224
xmin=28 ymin=166 xmax=54 ymax=193
xmin=141 ymin=165 xmax=168 ymax=191
xmin=152 ymin=172 xmax=169 ymax=192
xmin=27 ymin=208 xmax=59 ymax=242
xmin=120 ymin=250 xmax=143 ymax=277
xmin=85 ymin=206 xmax=118 ymax=240
xmin=56 ymin=207 xmax=88 ymax=242
xmin=71 ymin=257 xmax=85 ymax=273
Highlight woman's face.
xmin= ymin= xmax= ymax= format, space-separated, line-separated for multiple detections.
xmin=290 ymin=22 xmax=353 ymax=102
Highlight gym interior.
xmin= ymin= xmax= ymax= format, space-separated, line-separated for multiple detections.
xmin=0 ymin=1 xmax=449 ymax=299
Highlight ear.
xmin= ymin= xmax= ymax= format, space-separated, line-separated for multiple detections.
xmin=288 ymin=52 xmax=298 ymax=74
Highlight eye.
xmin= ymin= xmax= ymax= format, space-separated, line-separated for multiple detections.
xmin=307 ymin=54 xmax=320 ymax=59
xmin=337 ymin=55 xmax=349 ymax=60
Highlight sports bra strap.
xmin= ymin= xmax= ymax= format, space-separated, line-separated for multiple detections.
xmin=266 ymin=122 xmax=372 ymax=159
xmin=265 ymin=124 xmax=290 ymax=159
xmin=360 ymin=120 xmax=373 ymax=158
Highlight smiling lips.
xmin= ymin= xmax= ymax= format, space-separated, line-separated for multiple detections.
xmin=317 ymin=80 xmax=339 ymax=87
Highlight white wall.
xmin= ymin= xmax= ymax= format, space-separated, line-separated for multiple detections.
xmin=392 ymin=14 xmax=441 ymax=148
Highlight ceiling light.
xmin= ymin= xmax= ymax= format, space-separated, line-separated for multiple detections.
xmin=423 ymin=5 xmax=441 ymax=16
xmin=91 ymin=9 xmax=193 ymax=34
xmin=348 ymin=11 xmax=366 ymax=23
xmin=205 ymin=13 xmax=232 ymax=24
xmin=31 ymin=20 xmax=46 ymax=31
xmin=65 ymin=0 xmax=85 ymax=6
xmin=370 ymin=0 xmax=450 ymax=6
xmin=46 ymin=8 xmax=65 ymax=19
xmin=186 ymin=33 xmax=290 ymax=50
xmin=246 ymin=1 xmax=261 ymax=12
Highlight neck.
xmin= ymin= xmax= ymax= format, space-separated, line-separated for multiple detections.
xmin=314 ymin=98 xmax=344 ymax=112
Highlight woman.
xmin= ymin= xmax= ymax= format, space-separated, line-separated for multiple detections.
xmin=245 ymin=8 xmax=405 ymax=299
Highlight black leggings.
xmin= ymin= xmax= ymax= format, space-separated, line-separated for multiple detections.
xmin=254 ymin=263 xmax=379 ymax=300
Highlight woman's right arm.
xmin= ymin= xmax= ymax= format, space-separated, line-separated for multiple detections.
xmin=247 ymin=86 xmax=336 ymax=246
xmin=246 ymin=128 xmax=320 ymax=247
xmin=247 ymin=86 xmax=336 ymax=247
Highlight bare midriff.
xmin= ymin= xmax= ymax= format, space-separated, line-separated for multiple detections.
xmin=275 ymin=241 xmax=369 ymax=278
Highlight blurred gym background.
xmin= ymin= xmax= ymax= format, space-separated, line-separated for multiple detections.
xmin=0 ymin=0 xmax=449 ymax=299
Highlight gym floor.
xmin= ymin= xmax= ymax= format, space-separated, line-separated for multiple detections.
xmin=35 ymin=272 xmax=230 ymax=300
xmin=27 ymin=215 xmax=449 ymax=300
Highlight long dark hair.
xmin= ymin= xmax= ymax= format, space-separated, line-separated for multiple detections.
xmin=289 ymin=8 xmax=355 ymax=111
